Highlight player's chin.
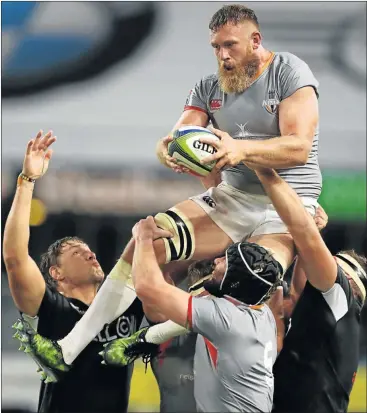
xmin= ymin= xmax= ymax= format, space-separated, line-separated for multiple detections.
xmin=92 ymin=268 xmax=105 ymax=282
xmin=202 ymin=277 xmax=223 ymax=297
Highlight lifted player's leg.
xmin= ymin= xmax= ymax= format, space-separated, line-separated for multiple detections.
xmin=247 ymin=233 xmax=295 ymax=277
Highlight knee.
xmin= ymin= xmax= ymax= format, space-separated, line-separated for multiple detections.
xmin=154 ymin=208 xmax=196 ymax=263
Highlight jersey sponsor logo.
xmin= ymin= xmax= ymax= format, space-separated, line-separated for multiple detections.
xmin=235 ymin=121 xmax=253 ymax=138
xmin=209 ymin=99 xmax=222 ymax=111
xmin=180 ymin=373 xmax=194 ymax=381
xmin=93 ymin=314 xmax=137 ymax=343
xmin=262 ymin=90 xmax=280 ymax=115
xmin=203 ymin=195 xmax=216 ymax=208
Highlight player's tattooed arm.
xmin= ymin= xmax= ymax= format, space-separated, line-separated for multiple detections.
xmin=3 ymin=131 xmax=56 ymax=316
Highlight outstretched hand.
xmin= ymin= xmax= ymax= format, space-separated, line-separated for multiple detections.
xmin=22 ymin=130 xmax=57 ymax=179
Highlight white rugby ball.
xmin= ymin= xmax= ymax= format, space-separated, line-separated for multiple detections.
xmin=168 ymin=126 xmax=219 ymax=177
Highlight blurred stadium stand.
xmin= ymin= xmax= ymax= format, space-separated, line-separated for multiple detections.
xmin=2 ymin=2 xmax=366 ymax=412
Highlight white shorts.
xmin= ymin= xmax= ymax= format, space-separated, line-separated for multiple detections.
xmin=190 ymin=181 xmax=318 ymax=243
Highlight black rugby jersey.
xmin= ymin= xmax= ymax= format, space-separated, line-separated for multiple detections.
xmin=36 ymin=286 xmax=144 ymax=413
xmin=273 ymin=266 xmax=361 ymax=413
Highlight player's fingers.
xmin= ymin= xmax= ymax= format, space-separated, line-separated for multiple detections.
xmin=162 ymin=135 xmax=174 ymax=145
xmin=315 ymin=217 xmax=327 ymax=230
xmin=40 ymin=130 xmax=53 ymax=147
xmin=40 ymin=130 xmax=52 ymax=145
xmin=26 ymin=140 xmax=34 ymax=155
xmin=173 ymin=167 xmax=184 ymax=174
xmin=200 ymin=150 xmax=223 ymax=164
xmin=216 ymin=158 xmax=229 ymax=170
xmin=209 ymin=127 xmax=226 ymax=139
xmin=154 ymin=229 xmax=173 ymax=240
xmin=44 ymin=148 xmax=53 ymax=161
xmin=45 ymin=135 xmax=57 ymax=149
xmin=167 ymin=160 xmax=179 ymax=170
xmin=316 ymin=204 xmax=328 ymax=221
xmin=32 ymin=130 xmax=43 ymax=150
xmin=165 ymin=155 xmax=177 ymax=163
xmin=199 ymin=136 xmax=220 ymax=148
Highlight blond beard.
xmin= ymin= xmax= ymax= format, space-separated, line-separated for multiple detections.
xmin=218 ymin=59 xmax=260 ymax=94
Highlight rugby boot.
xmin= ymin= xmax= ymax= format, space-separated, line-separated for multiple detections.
xmin=100 ymin=327 xmax=160 ymax=368
xmin=12 ymin=317 xmax=70 ymax=382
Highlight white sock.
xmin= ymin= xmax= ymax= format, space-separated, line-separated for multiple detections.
xmin=145 ymin=320 xmax=189 ymax=344
xmin=59 ymin=259 xmax=136 ymax=365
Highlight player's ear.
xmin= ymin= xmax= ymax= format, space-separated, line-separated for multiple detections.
xmin=251 ymin=31 xmax=261 ymax=49
xmin=49 ymin=265 xmax=61 ymax=281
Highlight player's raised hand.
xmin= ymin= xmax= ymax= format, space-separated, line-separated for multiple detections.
xmin=132 ymin=216 xmax=173 ymax=241
xmin=199 ymin=127 xmax=244 ymax=170
xmin=156 ymin=135 xmax=190 ymax=174
xmin=22 ymin=130 xmax=57 ymax=180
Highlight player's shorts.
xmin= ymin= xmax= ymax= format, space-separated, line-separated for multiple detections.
xmin=190 ymin=181 xmax=318 ymax=242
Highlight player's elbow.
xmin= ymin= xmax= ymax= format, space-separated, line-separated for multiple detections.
xmin=135 ymin=279 xmax=161 ymax=307
xmin=3 ymin=254 xmax=23 ymax=273
xmin=299 ymin=137 xmax=312 ymax=165
xmin=294 ymin=137 xmax=312 ymax=166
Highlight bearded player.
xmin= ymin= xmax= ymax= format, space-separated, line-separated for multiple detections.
xmin=18 ymin=4 xmax=321 ymax=377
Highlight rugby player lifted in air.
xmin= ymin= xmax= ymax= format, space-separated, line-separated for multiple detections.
xmin=15 ymin=4 xmax=321 ymax=378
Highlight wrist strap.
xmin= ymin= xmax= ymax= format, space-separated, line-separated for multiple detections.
xmin=18 ymin=173 xmax=36 ymax=184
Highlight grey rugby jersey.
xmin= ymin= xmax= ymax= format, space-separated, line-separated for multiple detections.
xmin=184 ymin=52 xmax=321 ymax=198
xmin=188 ymin=296 xmax=277 ymax=412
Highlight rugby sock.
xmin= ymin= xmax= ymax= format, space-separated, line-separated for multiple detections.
xmin=145 ymin=320 xmax=189 ymax=344
xmin=59 ymin=258 xmax=136 ymax=365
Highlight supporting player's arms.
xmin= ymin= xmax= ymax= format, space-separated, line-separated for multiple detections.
xmin=255 ymin=168 xmax=337 ymax=292
xmin=288 ymin=204 xmax=329 ymax=303
xmin=132 ymin=217 xmax=191 ymax=328
xmin=3 ymin=131 xmax=56 ymax=316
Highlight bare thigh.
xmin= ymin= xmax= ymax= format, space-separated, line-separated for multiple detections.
xmin=248 ymin=233 xmax=295 ymax=274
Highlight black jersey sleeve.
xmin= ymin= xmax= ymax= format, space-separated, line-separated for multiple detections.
xmin=320 ymin=265 xmax=354 ymax=322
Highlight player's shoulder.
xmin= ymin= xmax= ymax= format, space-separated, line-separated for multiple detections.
xmin=273 ymin=51 xmax=311 ymax=70
xmin=40 ymin=286 xmax=87 ymax=317
xmin=196 ymin=72 xmax=219 ymax=90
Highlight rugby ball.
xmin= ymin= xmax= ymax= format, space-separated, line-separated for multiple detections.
xmin=168 ymin=126 xmax=219 ymax=177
